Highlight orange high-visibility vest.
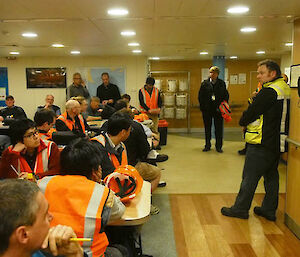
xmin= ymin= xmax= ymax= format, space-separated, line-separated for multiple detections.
xmin=38 ymin=175 xmax=110 ymax=257
xmin=8 ymin=139 xmax=53 ymax=175
xmin=140 ymin=87 xmax=159 ymax=112
xmin=91 ymin=134 xmax=128 ymax=168
xmin=57 ymin=112 xmax=86 ymax=133
xmin=39 ymin=128 xmax=56 ymax=141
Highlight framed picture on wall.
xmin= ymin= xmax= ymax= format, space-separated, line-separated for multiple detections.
xmin=290 ymin=64 xmax=300 ymax=88
xmin=26 ymin=67 xmax=67 ymax=88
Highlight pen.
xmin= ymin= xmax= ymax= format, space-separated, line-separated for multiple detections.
xmin=69 ymin=238 xmax=92 ymax=242
xmin=10 ymin=165 xmax=20 ymax=176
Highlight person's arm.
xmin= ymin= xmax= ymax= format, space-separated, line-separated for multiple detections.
xmin=114 ymin=85 xmax=121 ymax=103
xmin=198 ymin=82 xmax=205 ymax=111
xmin=38 ymin=143 xmax=61 ymax=179
xmin=66 ymin=85 xmax=72 ymax=100
xmin=138 ymin=89 xmax=149 ymax=111
xmin=0 ymin=148 xmax=20 ymax=179
xmin=157 ymin=91 xmax=162 ymax=108
xmin=107 ymin=193 xmax=126 ymax=224
xmin=223 ymin=81 xmax=229 ymax=102
xmin=135 ymin=123 xmax=151 ymax=160
xmin=55 ymin=119 xmax=71 ymax=132
xmin=82 ymin=86 xmax=90 ymax=99
xmin=17 ymin=107 xmax=27 ymax=119
xmin=239 ymin=88 xmax=277 ymax=127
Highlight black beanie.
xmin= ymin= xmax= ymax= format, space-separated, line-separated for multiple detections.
xmin=146 ymin=77 xmax=155 ymax=85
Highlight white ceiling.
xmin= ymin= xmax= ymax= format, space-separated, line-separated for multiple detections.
xmin=0 ymin=0 xmax=299 ymax=59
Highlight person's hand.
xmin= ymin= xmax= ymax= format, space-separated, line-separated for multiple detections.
xmin=251 ymin=91 xmax=258 ymax=98
xmin=108 ymin=99 xmax=114 ymax=104
xmin=102 ymin=100 xmax=108 ymax=105
xmin=81 ymin=80 xmax=86 ymax=87
xmin=242 ymin=126 xmax=247 ymax=133
xmin=41 ymin=225 xmax=83 ymax=257
xmin=132 ymin=108 xmax=139 ymax=114
xmin=0 ymin=116 xmax=4 ymax=122
xmin=13 ymin=142 xmax=26 ymax=152
xmin=97 ymin=109 xmax=103 ymax=113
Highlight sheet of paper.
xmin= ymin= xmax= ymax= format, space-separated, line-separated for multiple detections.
xmin=0 ymin=88 xmax=6 ymax=101
xmin=238 ymin=73 xmax=246 ymax=84
xmin=230 ymin=75 xmax=238 ymax=84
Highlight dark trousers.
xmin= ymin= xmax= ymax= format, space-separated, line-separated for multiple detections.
xmin=233 ymin=144 xmax=280 ymax=215
xmin=202 ymin=111 xmax=223 ymax=149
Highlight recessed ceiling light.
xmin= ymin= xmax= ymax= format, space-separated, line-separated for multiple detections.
xmin=240 ymin=27 xmax=256 ymax=33
xmin=121 ymin=31 xmax=136 ymax=36
xmin=9 ymin=51 xmax=20 ymax=55
xmin=107 ymin=8 xmax=128 ymax=16
xmin=71 ymin=50 xmax=80 ymax=54
xmin=150 ymin=57 xmax=160 ymax=60
xmin=285 ymin=42 xmax=293 ymax=46
xmin=22 ymin=32 xmax=38 ymax=38
xmin=200 ymin=51 xmax=208 ymax=55
xmin=256 ymin=51 xmax=265 ymax=54
xmin=132 ymin=49 xmax=142 ymax=53
xmin=227 ymin=6 xmax=249 ymax=14
xmin=52 ymin=43 xmax=64 ymax=48
xmin=128 ymin=42 xmax=140 ymax=46
xmin=230 ymin=56 xmax=238 ymax=59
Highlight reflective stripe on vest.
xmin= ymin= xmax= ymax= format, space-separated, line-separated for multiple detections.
xmin=140 ymin=87 xmax=159 ymax=112
xmin=38 ymin=175 xmax=109 ymax=257
xmin=57 ymin=112 xmax=86 ymax=132
xmin=91 ymin=135 xmax=128 ymax=168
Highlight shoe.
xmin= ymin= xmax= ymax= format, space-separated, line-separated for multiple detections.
xmin=156 ymin=154 xmax=168 ymax=162
xmin=150 ymin=204 xmax=160 ymax=215
xmin=238 ymin=148 xmax=247 ymax=155
xmin=202 ymin=147 xmax=211 ymax=152
xmin=221 ymin=207 xmax=249 ymax=219
xmin=216 ymin=148 xmax=223 ymax=153
xmin=253 ymin=206 xmax=276 ymax=221
xmin=158 ymin=181 xmax=167 ymax=187
xmin=155 ymin=145 xmax=162 ymax=150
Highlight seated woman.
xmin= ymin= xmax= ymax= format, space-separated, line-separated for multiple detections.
xmin=0 ymin=119 xmax=60 ymax=179
xmin=38 ymin=138 xmax=128 ymax=257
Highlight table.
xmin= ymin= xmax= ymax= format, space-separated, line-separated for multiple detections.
xmin=87 ymin=120 xmax=107 ymax=127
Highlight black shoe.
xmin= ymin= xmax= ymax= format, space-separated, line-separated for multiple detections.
xmin=158 ymin=181 xmax=167 ymax=187
xmin=253 ymin=206 xmax=276 ymax=221
xmin=221 ymin=207 xmax=249 ymax=219
xmin=155 ymin=145 xmax=162 ymax=150
xmin=238 ymin=148 xmax=247 ymax=155
xmin=216 ymin=148 xmax=223 ymax=153
xmin=156 ymin=154 xmax=168 ymax=162
xmin=202 ymin=147 xmax=211 ymax=152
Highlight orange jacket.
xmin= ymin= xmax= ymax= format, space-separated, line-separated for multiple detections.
xmin=39 ymin=175 xmax=110 ymax=257
xmin=39 ymin=128 xmax=56 ymax=141
xmin=139 ymin=87 xmax=159 ymax=112
xmin=57 ymin=112 xmax=86 ymax=133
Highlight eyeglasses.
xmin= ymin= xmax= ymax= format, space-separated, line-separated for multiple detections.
xmin=23 ymin=130 xmax=39 ymax=139
xmin=73 ymin=77 xmax=81 ymax=80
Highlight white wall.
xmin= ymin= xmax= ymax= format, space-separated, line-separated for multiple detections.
xmin=0 ymin=56 xmax=147 ymax=119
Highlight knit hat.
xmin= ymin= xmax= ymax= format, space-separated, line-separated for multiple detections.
xmin=146 ymin=77 xmax=155 ymax=85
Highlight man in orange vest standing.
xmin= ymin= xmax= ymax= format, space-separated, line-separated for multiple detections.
xmin=56 ymin=100 xmax=87 ymax=137
xmin=91 ymin=112 xmax=131 ymax=178
xmin=138 ymin=77 xmax=162 ymax=133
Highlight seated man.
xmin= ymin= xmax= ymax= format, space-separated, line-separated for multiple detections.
xmin=34 ymin=109 xmax=57 ymax=141
xmin=0 ymin=119 xmax=60 ymax=179
xmin=37 ymin=94 xmax=61 ymax=117
xmin=38 ymin=138 xmax=128 ymax=257
xmin=121 ymin=94 xmax=139 ymax=114
xmin=0 ymin=179 xmax=85 ymax=257
xmin=86 ymin=96 xmax=102 ymax=121
xmin=0 ymin=95 xmax=27 ymax=125
xmin=56 ymin=100 xmax=86 ymax=137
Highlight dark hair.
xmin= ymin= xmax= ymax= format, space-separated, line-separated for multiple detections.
xmin=101 ymin=72 xmax=109 ymax=78
xmin=114 ymin=99 xmax=128 ymax=111
xmin=5 ymin=95 xmax=14 ymax=101
xmin=121 ymin=94 xmax=131 ymax=102
xmin=146 ymin=77 xmax=155 ymax=86
xmin=258 ymin=59 xmax=281 ymax=77
xmin=34 ymin=109 xmax=56 ymax=127
xmin=60 ymin=138 xmax=103 ymax=178
xmin=107 ymin=112 xmax=131 ymax=136
xmin=9 ymin=119 xmax=36 ymax=145
xmin=0 ymin=179 xmax=40 ymax=254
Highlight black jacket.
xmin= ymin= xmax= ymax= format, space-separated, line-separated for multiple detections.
xmin=96 ymin=83 xmax=121 ymax=106
xmin=0 ymin=106 xmax=27 ymax=125
xmin=198 ymin=78 xmax=229 ymax=113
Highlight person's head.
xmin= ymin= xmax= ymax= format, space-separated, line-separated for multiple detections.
xmin=101 ymin=72 xmax=110 ymax=86
xmin=114 ymin=99 xmax=129 ymax=111
xmin=282 ymin=73 xmax=288 ymax=83
xmin=257 ymin=59 xmax=281 ymax=84
xmin=121 ymin=94 xmax=131 ymax=104
xmin=60 ymin=138 xmax=103 ymax=179
xmin=209 ymin=66 xmax=220 ymax=80
xmin=34 ymin=109 xmax=56 ymax=132
xmin=9 ymin=119 xmax=40 ymax=148
xmin=72 ymin=96 xmax=88 ymax=113
xmin=65 ymin=99 xmax=81 ymax=116
xmin=145 ymin=77 xmax=155 ymax=90
xmin=107 ymin=112 xmax=132 ymax=141
xmin=73 ymin=72 xmax=82 ymax=86
xmin=5 ymin=95 xmax=15 ymax=108
xmin=90 ymin=96 xmax=100 ymax=110
xmin=0 ymin=179 xmax=52 ymax=255
xmin=45 ymin=94 xmax=54 ymax=106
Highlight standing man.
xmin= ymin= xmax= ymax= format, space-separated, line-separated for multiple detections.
xmin=198 ymin=66 xmax=229 ymax=153
xmin=0 ymin=95 xmax=27 ymax=123
xmin=37 ymin=94 xmax=61 ymax=116
xmin=97 ymin=72 xmax=121 ymax=107
xmin=67 ymin=72 xmax=90 ymax=100
xmin=138 ymin=77 xmax=162 ymax=133
xmin=221 ymin=60 xmax=290 ymax=221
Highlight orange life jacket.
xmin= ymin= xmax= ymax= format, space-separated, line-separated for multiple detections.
xmin=91 ymin=134 xmax=128 ymax=168
xmin=140 ymin=87 xmax=159 ymax=113
xmin=8 ymin=139 xmax=53 ymax=175
xmin=39 ymin=128 xmax=56 ymax=141
xmin=57 ymin=112 xmax=86 ymax=133
xmin=38 ymin=175 xmax=109 ymax=257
